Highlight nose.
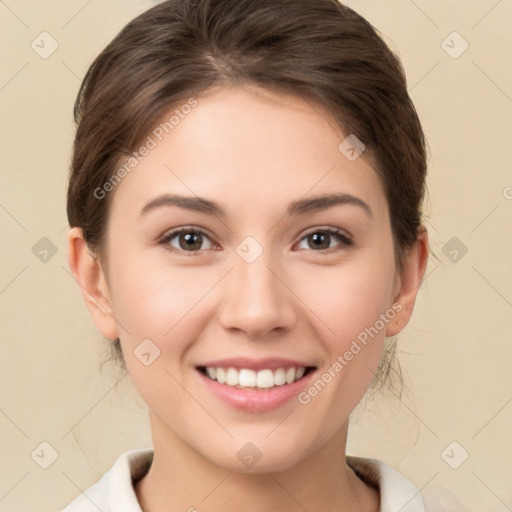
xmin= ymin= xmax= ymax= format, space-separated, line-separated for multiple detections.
xmin=217 ymin=247 xmax=297 ymax=339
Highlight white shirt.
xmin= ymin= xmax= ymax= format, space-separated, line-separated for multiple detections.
xmin=61 ymin=448 xmax=458 ymax=512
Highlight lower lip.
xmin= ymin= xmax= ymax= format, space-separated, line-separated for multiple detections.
xmin=197 ymin=369 xmax=316 ymax=412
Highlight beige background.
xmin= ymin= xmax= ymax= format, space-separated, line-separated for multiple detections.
xmin=1 ymin=1 xmax=511 ymax=511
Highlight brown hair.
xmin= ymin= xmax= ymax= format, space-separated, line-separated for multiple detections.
xmin=67 ymin=0 xmax=428 ymax=393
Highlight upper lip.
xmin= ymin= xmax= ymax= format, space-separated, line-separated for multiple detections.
xmin=196 ymin=357 xmax=317 ymax=371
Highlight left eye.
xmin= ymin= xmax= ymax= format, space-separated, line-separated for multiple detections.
xmin=296 ymin=228 xmax=352 ymax=251
xmin=160 ymin=229 xmax=215 ymax=252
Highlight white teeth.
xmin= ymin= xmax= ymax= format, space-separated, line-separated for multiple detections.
xmin=273 ymin=368 xmax=286 ymax=386
xmin=285 ymin=368 xmax=296 ymax=384
xmin=256 ymin=369 xmax=274 ymax=388
xmin=216 ymin=368 xmax=226 ymax=384
xmin=202 ymin=366 xmax=309 ymax=388
xmin=239 ymin=369 xmax=256 ymax=387
xmin=225 ymin=367 xmax=239 ymax=386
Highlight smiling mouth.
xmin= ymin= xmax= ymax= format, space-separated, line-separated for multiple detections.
xmin=196 ymin=365 xmax=316 ymax=390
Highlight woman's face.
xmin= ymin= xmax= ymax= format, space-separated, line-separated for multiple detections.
xmin=91 ymin=85 xmax=410 ymax=472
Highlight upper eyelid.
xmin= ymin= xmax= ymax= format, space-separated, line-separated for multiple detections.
xmin=160 ymin=226 xmax=214 ymax=241
xmin=301 ymin=226 xmax=351 ymax=240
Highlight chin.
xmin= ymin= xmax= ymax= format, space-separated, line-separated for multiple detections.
xmin=202 ymin=438 xmax=311 ymax=475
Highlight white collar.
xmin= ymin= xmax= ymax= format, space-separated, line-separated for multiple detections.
xmin=63 ymin=448 xmax=427 ymax=512
xmin=347 ymin=454 xmax=425 ymax=512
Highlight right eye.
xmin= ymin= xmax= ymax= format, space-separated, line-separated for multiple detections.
xmin=159 ymin=227 xmax=216 ymax=255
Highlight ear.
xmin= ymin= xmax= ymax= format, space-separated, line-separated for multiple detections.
xmin=386 ymin=226 xmax=429 ymax=337
xmin=67 ymin=227 xmax=119 ymax=340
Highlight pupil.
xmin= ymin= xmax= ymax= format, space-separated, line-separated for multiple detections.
xmin=181 ymin=233 xmax=201 ymax=250
xmin=311 ymin=233 xmax=329 ymax=249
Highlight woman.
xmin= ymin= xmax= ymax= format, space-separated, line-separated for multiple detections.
xmin=63 ymin=0 xmax=432 ymax=510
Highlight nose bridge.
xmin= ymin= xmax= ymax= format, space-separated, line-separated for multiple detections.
xmin=218 ymin=241 xmax=295 ymax=337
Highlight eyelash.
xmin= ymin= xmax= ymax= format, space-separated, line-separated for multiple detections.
xmin=158 ymin=226 xmax=353 ymax=256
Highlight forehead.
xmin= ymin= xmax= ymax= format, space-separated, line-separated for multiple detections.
xmin=109 ymin=85 xmax=388 ymax=222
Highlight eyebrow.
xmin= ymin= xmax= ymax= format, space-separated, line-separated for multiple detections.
xmin=140 ymin=192 xmax=373 ymax=219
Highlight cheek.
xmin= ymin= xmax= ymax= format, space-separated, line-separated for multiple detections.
xmin=293 ymin=258 xmax=396 ymax=419
xmin=107 ymin=260 xmax=211 ymax=408
xmin=300 ymin=256 xmax=396 ymax=346
xmin=108 ymin=256 xmax=213 ymax=342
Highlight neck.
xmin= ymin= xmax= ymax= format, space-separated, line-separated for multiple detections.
xmin=135 ymin=412 xmax=379 ymax=512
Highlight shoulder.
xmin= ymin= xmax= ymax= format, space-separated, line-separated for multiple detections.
xmin=347 ymin=455 xmax=426 ymax=512
xmin=346 ymin=455 xmax=470 ymax=512
xmin=61 ymin=448 xmax=154 ymax=512
xmin=421 ymin=482 xmax=471 ymax=512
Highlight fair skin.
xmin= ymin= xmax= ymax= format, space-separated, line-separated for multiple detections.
xmin=68 ymin=85 xmax=428 ymax=512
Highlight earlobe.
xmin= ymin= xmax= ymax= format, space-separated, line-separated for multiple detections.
xmin=386 ymin=226 xmax=429 ymax=337
xmin=67 ymin=227 xmax=119 ymax=340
